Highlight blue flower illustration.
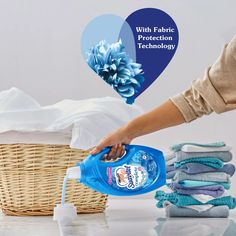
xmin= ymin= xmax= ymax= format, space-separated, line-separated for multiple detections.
xmin=87 ymin=39 xmax=144 ymax=104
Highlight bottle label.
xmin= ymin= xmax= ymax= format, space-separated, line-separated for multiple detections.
xmin=106 ymin=150 xmax=158 ymax=191
xmin=115 ymin=165 xmax=147 ymax=189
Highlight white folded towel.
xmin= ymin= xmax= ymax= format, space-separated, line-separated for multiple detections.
xmin=181 ymin=145 xmax=231 ymax=153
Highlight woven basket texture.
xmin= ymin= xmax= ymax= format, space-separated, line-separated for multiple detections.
xmin=0 ymin=144 xmax=107 ymax=216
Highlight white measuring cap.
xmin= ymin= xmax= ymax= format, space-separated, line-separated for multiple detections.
xmin=53 ymin=203 xmax=77 ymax=225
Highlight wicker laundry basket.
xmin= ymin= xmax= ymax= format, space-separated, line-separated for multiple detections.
xmin=0 ymin=144 xmax=108 ymax=216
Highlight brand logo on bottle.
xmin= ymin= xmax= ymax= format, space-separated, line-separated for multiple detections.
xmin=115 ymin=165 xmax=147 ymax=189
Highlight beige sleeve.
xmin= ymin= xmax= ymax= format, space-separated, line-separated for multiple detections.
xmin=170 ymin=35 xmax=236 ymax=122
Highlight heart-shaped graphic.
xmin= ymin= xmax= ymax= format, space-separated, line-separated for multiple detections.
xmin=81 ymin=8 xmax=179 ymax=104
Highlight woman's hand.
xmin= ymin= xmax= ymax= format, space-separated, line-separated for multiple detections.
xmin=90 ymin=100 xmax=185 ymax=159
xmin=90 ymin=126 xmax=132 ymax=159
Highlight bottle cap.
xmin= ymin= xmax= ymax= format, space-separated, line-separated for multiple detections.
xmin=53 ymin=203 xmax=77 ymax=225
xmin=66 ymin=166 xmax=81 ymax=180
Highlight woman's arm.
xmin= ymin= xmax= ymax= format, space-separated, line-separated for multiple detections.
xmin=90 ymin=99 xmax=185 ymax=155
xmin=91 ymin=35 xmax=236 ymax=156
xmin=122 ymin=99 xmax=185 ymax=139
xmin=171 ymin=35 xmax=236 ymax=122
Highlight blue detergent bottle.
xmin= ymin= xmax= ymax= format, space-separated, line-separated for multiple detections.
xmin=64 ymin=145 xmax=166 ymax=196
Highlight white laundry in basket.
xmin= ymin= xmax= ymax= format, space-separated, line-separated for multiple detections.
xmin=0 ymin=87 xmax=143 ymax=149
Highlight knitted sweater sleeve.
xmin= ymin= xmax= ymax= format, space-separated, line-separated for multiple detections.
xmin=170 ymin=35 xmax=236 ymax=122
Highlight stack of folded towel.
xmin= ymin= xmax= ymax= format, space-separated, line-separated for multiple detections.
xmin=155 ymin=142 xmax=236 ymax=217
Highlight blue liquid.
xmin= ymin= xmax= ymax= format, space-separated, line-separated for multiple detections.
xmin=61 ymin=176 xmax=67 ymax=205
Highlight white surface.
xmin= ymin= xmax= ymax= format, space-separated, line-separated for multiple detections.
xmin=0 ymin=87 xmax=142 ymax=149
xmin=0 ymin=198 xmax=236 ymax=236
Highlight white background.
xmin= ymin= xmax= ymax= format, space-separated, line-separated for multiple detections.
xmin=0 ymin=0 xmax=236 ymax=195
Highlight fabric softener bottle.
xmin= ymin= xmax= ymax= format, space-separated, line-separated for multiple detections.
xmin=66 ymin=145 xmax=166 ymax=196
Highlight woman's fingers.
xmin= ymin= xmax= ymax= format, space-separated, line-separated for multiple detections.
xmin=90 ymin=126 xmax=131 ymax=155
xmin=106 ymin=144 xmax=126 ymax=160
xmin=120 ymin=145 xmax=126 ymax=156
xmin=108 ymin=144 xmax=118 ymax=159
xmin=90 ymin=137 xmax=111 ymax=154
xmin=114 ymin=144 xmax=125 ymax=158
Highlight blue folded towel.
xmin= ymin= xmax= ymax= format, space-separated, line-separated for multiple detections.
xmin=178 ymin=163 xmax=235 ymax=176
xmin=176 ymin=180 xmax=230 ymax=189
xmin=166 ymin=205 xmax=229 ymax=218
xmin=166 ymin=165 xmax=175 ymax=172
xmin=175 ymin=157 xmax=224 ymax=169
xmin=173 ymin=171 xmax=230 ymax=183
xmin=155 ymin=191 xmax=236 ymax=209
xmin=168 ymin=183 xmax=225 ymax=197
xmin=175 ymin=151 xmax=232 ymax=162
xmin=166 ymin=163 xmax=235 ymax=179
